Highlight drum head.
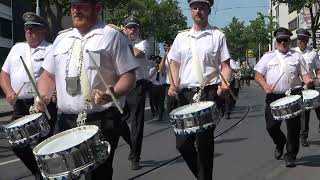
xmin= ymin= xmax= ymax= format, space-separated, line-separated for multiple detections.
xmin=170 ymin=101 xmax=215 ymax=116
xmin=6 ymin=113 xmax=43 ymax=128
xmin=270 ymin=95 xmax=301 ymax=107
xmin=34 ymin=125 xmax=99 ymax=155
xmin=302 ymin=89 xmax=319 ymax=100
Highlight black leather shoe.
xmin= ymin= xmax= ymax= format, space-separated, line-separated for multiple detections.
xmin=131 ymin=161 xmax=141 ymax=170
xmin=301 ymin=138 xmax=309 ymax=147
xmin=285 ymin=158 xmax=296 ymax=168
xmin=274 ymin=147 xmax=283 ymax=160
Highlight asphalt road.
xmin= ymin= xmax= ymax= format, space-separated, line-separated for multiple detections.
xmin=1 ymin=82 xmax=320 ymax=180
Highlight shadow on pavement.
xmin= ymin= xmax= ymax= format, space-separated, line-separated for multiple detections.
xmin=215 ymin=138 xmax=248 ymax=144
xmin=297 ymin=155 xmax=320 ymax=167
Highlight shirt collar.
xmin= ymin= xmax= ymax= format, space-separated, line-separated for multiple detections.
xmin=276 ymin=49 xmax=293 ymax=57
xmin=67 ymin=21 xmax=105 ymax=39
xmin=188 ymin=24 xmax=215 ymax=38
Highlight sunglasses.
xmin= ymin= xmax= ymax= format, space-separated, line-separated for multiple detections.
xmin=276 ymin=38 xmax=290 ymax=43
xmin=297 ymin=36 xmax=308 ymax=41
xmin=24 ymin=25 xmax=43 ymax=32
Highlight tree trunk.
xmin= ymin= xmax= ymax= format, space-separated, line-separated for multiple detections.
xmin=309 ymin=6 xmax=317 ymax=49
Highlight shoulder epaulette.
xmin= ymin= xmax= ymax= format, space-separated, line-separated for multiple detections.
xmin=108 ymin=24 xmax=124 ymax=32
xmin=178 ymin=29 xmax=190 ymax=33
xmin=264 ymin=50 xmax=274 ymax=54
xmin=58 ymin=27 xmax=73 ymax=35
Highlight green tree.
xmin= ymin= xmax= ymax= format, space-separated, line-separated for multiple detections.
xmin=244 ymin=13 xmax=277 ymax=60
xmin=223 ymin=17 xmax=247 ymax=61
xmin=272 ymin=0 xmax=320 ymax=48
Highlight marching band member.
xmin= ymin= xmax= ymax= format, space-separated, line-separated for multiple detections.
xmin=35 ymin=0 xmax=138 ymax=179
xmin=0 ymin=12 xmax=57 ymax=180
xmin=254 ymin=27 xmax=312 ymax=167
xmin=293 ymin=28 xmax=320 ymax=147
xmin=167 ymin=0 xmax=232 ymax=179
xmin=123 ymin=16 xmax=150 ymax=170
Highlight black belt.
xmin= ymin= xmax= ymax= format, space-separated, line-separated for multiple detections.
xmin=16 ymin=98 xmax=34 ymax=105
xmin=60 ymin=108 xmax=114 ymax=121
xmin=266 ymin=88 xmax=303 ymax=104
xmin=181 ymin=84 xmax=218 ymax=93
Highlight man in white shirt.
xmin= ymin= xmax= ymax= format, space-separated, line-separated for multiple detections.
xmin=294 ymin=28 xmax=320 ymax=147
xmin=35 ymin=0 xmax=138 ymax=179
xmin=168 ymin=0 xmax=232 ymax=179
xmin=0 ymin=12 xmax=56 ymax=180
xmin=123 ymin=16 xmax=150 ymax=170
xmin=255 ymin=27 xmax=312 ymax=167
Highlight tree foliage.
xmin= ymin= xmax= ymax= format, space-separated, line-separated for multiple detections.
xmin=223 ymin=17 xmax=247 ymax=61
xmin=32 ymin=0 xmax=187 ymax=43
xmin=223 ymin=13 xmax=277 ymax=62
xmin=272 ymin=0 xmax=320 ymax=48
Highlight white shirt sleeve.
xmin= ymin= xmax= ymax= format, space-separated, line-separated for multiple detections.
xmin=167 ymin=34 xmax=181 ymax=64
xmin=1 ymin=45 xmax=17 ymax=73
xmin=42 ymin=46 xmax=56 ymax=75
xmin=134 ymin=40 xmax=149 ymax=54
xmin=112 ymin=32 xmax=139 ymax=75
xmin=219 ymin=34 xmax=231 ymax=63
xmin=254 ymin=55 xmax=268 ymax=75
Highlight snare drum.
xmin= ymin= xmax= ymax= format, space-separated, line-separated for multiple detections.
xmin=169 ymin=101 xmax=220 ymax=135
xmin=4 ymin=113 xmax=50 ymax=147
xmin=270 ymin=95 xmax=302 ymax=120
xmin=33 ymin=125 xmax=110 ymax=180
xmin=302 ymin=89 xmax=320 ymax=110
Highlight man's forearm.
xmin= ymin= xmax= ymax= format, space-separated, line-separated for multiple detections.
xmin=0 ymin=71 xmax=15 ymax=96
xmin=114 ymin=70 xmax=136 ymax=97
xmin=38 ymin=70 xmax=56 ymax=104
xmin=170 ymin=60 xmax=180 ymax=88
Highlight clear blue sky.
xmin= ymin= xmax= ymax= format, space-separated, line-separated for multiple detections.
xmin=179 ymin=0 xmax=269 ymax=28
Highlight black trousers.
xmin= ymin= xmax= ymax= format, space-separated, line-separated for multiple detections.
xmin=55 ymin=107 xmax=121 ymax=180
xmin=166 ymin=84 xmax=179 ymax=113
xmin=150 ymin=84 xmax=166 ymax=120
xmin=300 ymin=86 xmax=320 ymax=139
xmin=176 ymin=84 xmax=223 ymax=180
xmin=127 ymin=79 xmax=148 ymax=161
xmin=265 ymin=89 xmax=302 ymax=160
xmin=11 ymin=99 xmax=57 ymax=180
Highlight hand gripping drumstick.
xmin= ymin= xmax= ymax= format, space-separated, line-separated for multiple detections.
xmin=271 ymin=72 xmax=284 ymax=91
xmin=212 ymin=61 xmax=236 ymax=100
xmin=19 ymin=56 xmax=51 ymax=120
xmin=88 ymin=53 xmax=124 ymax=114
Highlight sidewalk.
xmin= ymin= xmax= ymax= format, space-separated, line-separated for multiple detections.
xmin=0 ymin=97 xmax=13 ymax=123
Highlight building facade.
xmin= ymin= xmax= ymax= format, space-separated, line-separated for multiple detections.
xmin=269 ymin=1 xmax=319 ymax=49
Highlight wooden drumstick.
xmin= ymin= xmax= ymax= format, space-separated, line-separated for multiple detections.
xmin=19 ymin=56 xmax=51 ymax=120
xmin=16 ymin=82 xmax=27 ymax=96
xmin=271 ymin=72 xmax=284 ymax=91
xmin=88 ymin=53 xmax=124 ymax=114
xmin=211 ymin=60 xmax=236 ymax=100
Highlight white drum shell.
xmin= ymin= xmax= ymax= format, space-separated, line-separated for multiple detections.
xmin=169 ymin=101 xmax=220 ymax=135
xmin=4 ymin=113 xmax=50 ymax=147
xmin=302 ymin=89 xmax=320 ymax=110
xmin=33 ymin=125 xmax=111 ymax=179
xmin=270 ymin=95 xmax=302 ymax=120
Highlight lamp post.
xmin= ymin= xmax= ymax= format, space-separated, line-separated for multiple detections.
xmin=36 ymin=0 xmax=40 ymax=15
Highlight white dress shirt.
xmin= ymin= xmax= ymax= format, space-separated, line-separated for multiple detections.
xmin=42 ymin=22 xmax=138 ymax=114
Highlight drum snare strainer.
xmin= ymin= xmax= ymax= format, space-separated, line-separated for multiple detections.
xmin=169 ymin=101 xmax=220 ymax=135
xmin=33 ymin=125 xmax=110 ymax=180
xmin=302 ymin=89 xmax=320 ymax=110
xmin=270 ymin=95 xmax=302 ymax=120
xmin=5 ymin=113 xmax=50 ymax=147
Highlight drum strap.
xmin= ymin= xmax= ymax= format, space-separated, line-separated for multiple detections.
xmin=276 ymin=50 xmax=291 ymax=85
xmin=189 ymin=37 xmax=204 ymax=86
xmin=25 ymin=44 xmax=36 ymax=87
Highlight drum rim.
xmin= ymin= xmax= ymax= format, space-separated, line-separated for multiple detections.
xmin=169 ymin=101 xmax=215 ymax=118
xmin=302 ymin=89 xmax=319 ymax=101
xmin=270 ymin=95 xmax=301 ymax=107
xmin=33 ymin=125 xmax=99 ymax=156
xmin=5 ymin=113 xmax=43 ymax=129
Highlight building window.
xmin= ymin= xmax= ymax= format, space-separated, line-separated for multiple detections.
xmin=288 ymin=18 xmax=299 ymax=31
xmin=0 ymin=17 xmax=12 ymax=39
